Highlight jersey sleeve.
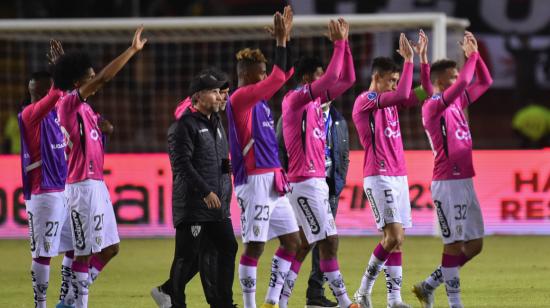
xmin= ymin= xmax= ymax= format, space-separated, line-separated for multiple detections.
xmin=441 ymin=52 xmax=478 ymax=105
xmin=326 ymin=40 xmax=356 ymax=100
xmin=21 ymin=87 xmax=63 ymax=126
xmin=377 ymin=62 xmax=413 ymax=108
xmin=230 ymin=65 xmax=288 ymax=113
xmin=309 ymin=40 xmax=346 ymax=100
xmin=353 ymin=91 xmax=378 ymax=116
xmin=462 ymin=54 xmax=493 ymax=108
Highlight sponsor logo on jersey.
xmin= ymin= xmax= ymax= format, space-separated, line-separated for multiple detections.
xmin=90 ymin=129 xmax=99 ymax=141
xmin=71 ymin=210 xmax=86 ymax=250
xmin=365 ymin=189 xmax=381 ymax=223
xmin=384 ymin=126 xmax=401 ymax=138
xmin=434 ymin=200 xmax=451 ymax=238
xmin=28 ymin=211 xmax=36 ymax=252
xmin=455 ymin=128 xmax=471 ymax=140
xmin=313 ymin=127 xmax=325 ymax=139
xmin=297 ymin=197 xmax=320 ymax=234
xmin=50 ymin=142 xmax=67 ymax=150
xmin=262 ymin=120 xmax=273 ymax=128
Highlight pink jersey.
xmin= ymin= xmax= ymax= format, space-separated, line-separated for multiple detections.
xmin=422 ymin=52 xmax=493 ymax=180
xmin=352 ymin=62 xmax=414 ymax=177
xmin=20 ymin=88 xmax=64 ymax=194
xmin=57 ymin=90 xmax=105 ymax=183
xmin=282 ymin=40 xmax=355 ymax=182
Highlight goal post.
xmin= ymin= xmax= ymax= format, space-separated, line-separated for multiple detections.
xmin=0 ymin=13 xmax=469 ymax=153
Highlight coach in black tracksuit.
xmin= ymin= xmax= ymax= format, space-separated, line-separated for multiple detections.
xmin=166 ymin=71 xmax=237 ymax=308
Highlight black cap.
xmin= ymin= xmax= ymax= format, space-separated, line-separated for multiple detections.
xmin=189 ymin=70 xmax=227 ymax=95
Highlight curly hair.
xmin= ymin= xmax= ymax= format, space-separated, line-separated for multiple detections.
xmin=236 ymin=48 xmax=267 ymax=63
xmin=52 ymin=51 xmax=93 ymax=91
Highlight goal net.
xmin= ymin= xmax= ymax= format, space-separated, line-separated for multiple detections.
xmin=0 ymin=13 xmax=468 ymax=153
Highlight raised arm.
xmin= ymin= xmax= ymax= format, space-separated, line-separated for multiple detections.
xmin=79 ymin=26 xmax=147 ymax=100
xmin=231 ymin=11 xmax=292 ymax=111
xmin=309 ymin=19 xmax=348 ymax=100
xmin=378 ymin=33 xmax=414 ymax=108
xmin=402 ymin=29 xmax=431 ymax=107
xmin=438 ymin=33 xmax=479 ymax=104
xmin=327 ymin=32 xmax=356 ymax=100
xmin=21 ymin=87 xmax=63 ymax=126
xmin=465 ymin=34 xmax=493 ymax=103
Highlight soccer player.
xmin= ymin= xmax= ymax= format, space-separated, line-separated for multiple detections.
xmin=351 ymin=33 xmax=417 ymax=308
xmin=53 ymin=26 xmax=147 ymax=308
xmin=279 ymin=18 xmax=357 ymax=308
xmin=226 ymin=6 xmax=301 ymax=308
xmin=18 ymin=64 xmax=74 ymax=308
xmin=413 ymin=31 xmax=492 ymax=308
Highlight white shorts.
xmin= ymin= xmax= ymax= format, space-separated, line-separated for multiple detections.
xmin=431 ymin=178 xmax=484 ymax=245
xmin=26 ymin=191 xmax=73 ymax=258
xmin=363 ymin=175 xmax=412 ymax=231
xmin=235 ymin=173 xmax=299 ymax=244
xmin=66 ymin=180 xmax=120 ymax=256
xmin=288 ymin=178 xmax=337 ymax=244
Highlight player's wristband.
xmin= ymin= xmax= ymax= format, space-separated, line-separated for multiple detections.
xmin=274 ymin=46 xmax=287 ymax=71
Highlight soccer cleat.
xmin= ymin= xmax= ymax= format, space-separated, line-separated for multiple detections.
xmin=260 ymin=303 xmax=279 ymax=308
xmin=387 ymin=302 xmax=412 ymax=308
xmin=305 ymin=295 xmax=339 ymax=308
xmin=353 ymin=289 xmax=372 ymax=308
xmin=150 ymin=286 xmax=171 ymax=308
xmin=412 ymin=282 xmax=434 ymax=308
xmin=348 ymin=304 xmax=361 ymax=308
xmin=55 ymin=302 xmax=75 ymax=308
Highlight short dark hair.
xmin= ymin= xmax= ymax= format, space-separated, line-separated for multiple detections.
xmin=52 ymin=51 xmax=93 ymax=91
xmin=371 ymin=57 xmax=400 ymax=75
xmin=430 ymin=59 xmax=457 ymax=83
xmin=294 ymin=56 xmax=323 ymax=81
xmin=29 ymin=71 xmax=52 ymax=82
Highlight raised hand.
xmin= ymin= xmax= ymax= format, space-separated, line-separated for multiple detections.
xmin=46 ymin=39 xmax=64 ymax=65
xmin=273 ymin=11 xmax=287 ymax=46
xmin=131 ymin=25 xmax=148 ymax=52
xmin=338 ymin=17 xmax=349 ymax=41
xmin=412 ymin=29 xmax=429 ymax=63
xmin=283 ymin=5 xmax=293 ymax=41
xmin=396 ymin=33 xmax=414 ymax=62
xmin=464 ymin=31 xmax=478 ymax=51
xmin=328 ymin=19 xmax=346 ymax=42
xmin=460 ymin=32 xmax=477 ymax=58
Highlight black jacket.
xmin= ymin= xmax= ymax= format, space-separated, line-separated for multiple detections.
xmin=168 ymin=108 xmax=232 ymax=226
xmin=276 ymin=105 xmax=350 ymax=196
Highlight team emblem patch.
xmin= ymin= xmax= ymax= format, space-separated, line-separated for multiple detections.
xmin=44 ymin=241 xmax=51 ymax=253
xmin=253 ymin=225 xmax=260 ymax=237
xmin=95 ymin=236 xmax=102 ymax=247
xmin=240 ymin=277 xmax=256 ymax=289
xmin=191 ymin=225 xmax=201 ymax=237
xmin=367 ymin=92 xmax=377 ymax=100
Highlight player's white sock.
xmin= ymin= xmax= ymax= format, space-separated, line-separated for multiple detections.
xmin=384 ymin=252 xmax=403 ymax=305
xmin=31 ymin=257 xmax=50 ymax=308
xmin=321 ymin=258 xmax=352 ymax=308
xmin=423 ymin=265 xmax=443 ymax=290
xmin=442 ymin=254 xmax=462 ymax=307
xmin=264 ymin=248 xmax=294 ymax=304
xmin=88 ymin=255 xmax=106 ymax=285
xmin=279 ymin=258 xmax=302 ymax=308
xmin=360 ymin=242 xmax=390 ymax=294
xmin=72 ymin=260 xmax=90 ymax=308
xmin=239 ymin=255 xmax=258 ymax=308
xmin=60 ymin=251 xmax=76 ymax=305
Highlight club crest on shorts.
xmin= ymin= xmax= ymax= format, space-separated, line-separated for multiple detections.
xmin=434 ymin=200 xmax=451 ymax=238
xmin=44 ymin=241 xmax=51 ymax=253
xmin=297 ymin=197 xmax=320 ymax=234
xmin=71 ymin=210 xmax=86 ymax=250
xmin=253 ymin=225 xmax=260 ymax=237
xmin=95 ymin=236 xmax=102 ymax=247
xmin=191 ymin=224 xmax=201 ymax=237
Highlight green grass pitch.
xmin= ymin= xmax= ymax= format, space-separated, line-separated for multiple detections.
xmin=1 ymin=236 xmax=549 ymax=307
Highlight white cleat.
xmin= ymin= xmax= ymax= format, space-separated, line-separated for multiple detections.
xmin=150 ymin=286 xmax=171 ymax=308
xmin=353 ymin=289 xmax=372 ymax=308
xmin=387 ymin=302 xmax=413 ymax=308
xmin=412 ymin=282 xmax=434 ymax=308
